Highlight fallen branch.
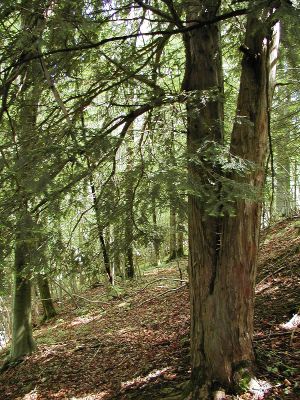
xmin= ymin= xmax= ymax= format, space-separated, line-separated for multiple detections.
xmin=132 ymin=277 xmax=188 ymax=297
xmin=50 ymin=278 xmax=109 ymax=307
xmin=254 ymin=331 xmax=298 ymax=341
xmin=257 ymin=265 xmax=286 ymax=286
xmin=132 ymin=283 xmax=187 ymax=308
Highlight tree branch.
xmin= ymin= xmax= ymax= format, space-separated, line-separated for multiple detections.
xmin=1 ymin=8 xmax=248 ymax=73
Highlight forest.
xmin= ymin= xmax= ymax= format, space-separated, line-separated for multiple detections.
xmin=0 ymin=0 xmax=299 ymax=399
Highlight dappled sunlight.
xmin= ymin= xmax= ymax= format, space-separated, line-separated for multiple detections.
xmin=280 ymin=314 xmax=300 ymax=330
xmin=22 ymin=389 xmax=38 ymax=399
xmin=69 ymin=392 xmax=110 ymax=399
xmin=67 ymin=314 xmax=100 ymax=328
xmin=256 ymin=282 xmax=281 ymax=296
xmin=72 ymin=395 xmax=107 ymax=400
xmin=249 ymin=378 xmax=272 ymax=399
xmin=255 ymin=279 xmax=273 ymax=294
xmin=121 ymin=367 xmax=173 ymax=390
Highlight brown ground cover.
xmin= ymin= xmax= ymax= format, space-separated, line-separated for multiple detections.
xmin=0 ymin=218 xmax=299 ymax=399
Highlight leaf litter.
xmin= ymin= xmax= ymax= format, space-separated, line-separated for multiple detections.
xmin=0 ymin=218 xmax=299 ymax=399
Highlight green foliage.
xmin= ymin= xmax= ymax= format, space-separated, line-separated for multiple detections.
xmin=0 ymin=0 xmax=299 ymax=365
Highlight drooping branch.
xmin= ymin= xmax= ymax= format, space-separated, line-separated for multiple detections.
xmin=1 ymin=8 xmax=248 ymax=75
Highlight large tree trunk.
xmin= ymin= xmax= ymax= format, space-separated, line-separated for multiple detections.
xmin=10 ymin=211 xmax=36 ymax=361
xmin=184 ymin=2 xmax=224 ymax=396
xmin=184 ymin=1 xmax=280 ymax=397
xmin=8 ymin=1 xmax=46 ymax=362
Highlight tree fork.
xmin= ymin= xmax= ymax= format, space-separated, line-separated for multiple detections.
xmin=184 ymin=0 xmax=280 ymax=397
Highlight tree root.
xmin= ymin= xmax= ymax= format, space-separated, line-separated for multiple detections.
xmin=0 ymin=356 xmax=24 ymax=373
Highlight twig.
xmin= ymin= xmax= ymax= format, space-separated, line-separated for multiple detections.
xmin=257 ymin=265 xmax=286 ymax=285
xmin=132 ymin=277 xmax=188 ymax=297
xmin=50 ymin=278 xmax=109 ymax=307
xmin=132 ymin=284 xmax=187 ymax=308
xmin=50 ymin=278 xmax=79 ymax=308
xmin=254 ymin=331 xmax=297 ymax=341
xmin=39 ymin=56 xmax=72 ymax=126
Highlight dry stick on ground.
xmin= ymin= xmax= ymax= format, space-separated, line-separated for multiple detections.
xmin=132 ymin=277 xmax=188 ymax=297
xmin=257 ymin=265 xmax=287 ymax=286
xmin=50 ymin=278 xmax=109 ymax=308
xmin=50 ymin=278 xmax=79 ymax=308
xmin=132 ymin=284 xmax=187 ymax=308
xmin=254 ymin=331 xmax=299 ymax=341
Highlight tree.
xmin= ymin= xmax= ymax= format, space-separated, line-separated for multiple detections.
xmin=10 ymin=211 xmax=36 ymax=362
xmin=184 ymin=1 xmax=281 ymax=397
xmin=0 ymin=0 xmax=298 ymax=390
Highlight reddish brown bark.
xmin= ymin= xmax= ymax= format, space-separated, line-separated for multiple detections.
xmin=184 ymin=1 xmax=280 ymax=397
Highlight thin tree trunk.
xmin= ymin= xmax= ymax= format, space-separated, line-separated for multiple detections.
xmin=37 ymin=274 xmax=57 ymax=321
xmin=124 ymin=125 xmax=135 ymax=279
xmin=152 ymin=194 xmax=160 ymax=266
xmin=169 ymin=201 xmax=177 ymax=260
xmin=112 ymin=224 xmax=122 ymax=277
xmin=90 ymin=181 xmax=113 ymax=284
xmin=276 ymin=112 xmax=291 ymax=217
xmin=293 ymin=160 xmax=298 ymax=209
xmin=167 ymin=126 xmax=178 ymax=261
xmin=80 ymin=112 xmax=113 ymax=284
xmin=176 ymin=207 xmax=185 ymax=257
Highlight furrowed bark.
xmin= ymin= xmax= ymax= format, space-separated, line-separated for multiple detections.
xmin=184 ymin=0 xmax=280 ymax=397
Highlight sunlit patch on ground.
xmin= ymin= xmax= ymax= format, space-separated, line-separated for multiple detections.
xmin=69 ymin=392 xmax=110 ymax=399
xmin=248 ymin=378 xmax=272 ymax=400
xmin=67 ymin=315 xmax=100 ymax=328
xmin=0 ymin=255 xmax=299 ymax=399
xmin=280 ymin=314 xmax=300 ymax=330
xmin=22 ymin=388 xmax=38 ymax=399
xmin=121 ymin=367 xmax=172 ymax=390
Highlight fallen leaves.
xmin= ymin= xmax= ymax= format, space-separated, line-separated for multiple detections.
xmin=0 ymin=231 xmax=299 ymax=400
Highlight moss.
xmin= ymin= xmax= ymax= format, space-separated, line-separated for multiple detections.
xmin=233 ymin=366 xmax=252 ymax=393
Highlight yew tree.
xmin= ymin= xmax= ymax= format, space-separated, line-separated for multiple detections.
xmin=1 ymin=1 xmax=299 ymax=397
xmin=183 ymin=0 xmax=281 ymax=397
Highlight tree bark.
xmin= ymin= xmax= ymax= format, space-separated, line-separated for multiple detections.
xmin=275 ymin=101 xmax=291 ymax=217
xmin=184 ymin=2 xmax=224 ymax=396
xmin=124 ymin=125 xmax=135 ymax=279
xmin=184 ymin=1 xmax=280 ymax=397
xmin=176 ymin=207 xmax=185 ymax=257
xmin=151 ymin=193 xmax=161 ymax=266
xmin=90 ymin=181 xmax=113 ymax=284
xmin=10 ymin=211 xmax=36 ymax=361
xmin=37 ymin=274 xmax=57 ymax=321
xmin=8 ymin=1 xmax=46 ymax=362
xmin=169 ymin=200 xmax=177 ymax=260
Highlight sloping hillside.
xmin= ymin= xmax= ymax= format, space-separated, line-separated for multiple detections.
xmin=0 ymin=218 xmax=299 ymax=400
xmin=254 ymin=217 xmax=300 ymax=399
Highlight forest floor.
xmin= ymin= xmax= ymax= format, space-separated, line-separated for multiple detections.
xmin=0 ymin=218 xmax=299 ymax=400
